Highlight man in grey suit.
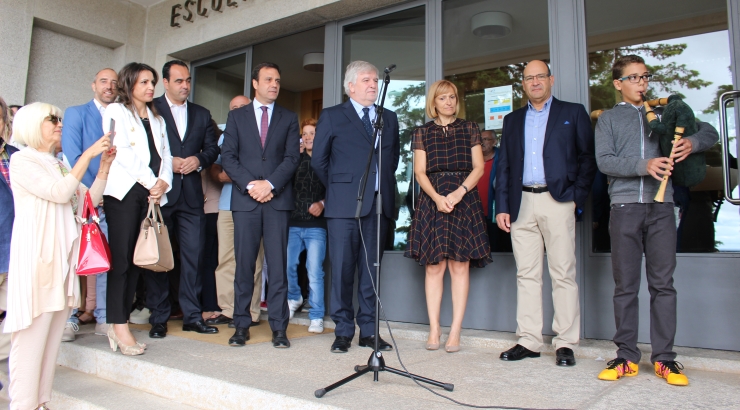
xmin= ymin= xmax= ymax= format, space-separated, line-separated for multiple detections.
xmin=221 ymin=62 xmax=300 ymax=348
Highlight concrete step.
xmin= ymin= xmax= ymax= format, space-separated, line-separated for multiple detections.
xmin=49 ymin=317 xmax=740 ymax=410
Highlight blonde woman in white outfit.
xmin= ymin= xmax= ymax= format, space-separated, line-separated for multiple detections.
xmin=102 ymin=62 xmax=173 ymax=356
xmin=5 ymin=102 xmax=115 ymax=410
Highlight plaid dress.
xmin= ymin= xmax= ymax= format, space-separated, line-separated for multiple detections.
xmin=404 ymin=119 xmax=491 ymax=268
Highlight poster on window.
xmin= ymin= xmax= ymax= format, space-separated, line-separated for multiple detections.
xmin=484 ymin=85 xmax=513 ymax=130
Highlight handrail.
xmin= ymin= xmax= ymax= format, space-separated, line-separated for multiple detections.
xmin=719 ymin=91 xmax=740 ymax=205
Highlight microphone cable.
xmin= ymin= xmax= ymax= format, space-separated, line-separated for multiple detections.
xmin=356 ymin=219 xmax=571 ymax=410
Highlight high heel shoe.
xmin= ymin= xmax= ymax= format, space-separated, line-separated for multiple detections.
xmin=107 ymin=327 xmax=144 ymax=356
xmin=426 ymin=331 xmax=440 ymax=350
xmin=445 ymin=345 xmax=460 ymax=353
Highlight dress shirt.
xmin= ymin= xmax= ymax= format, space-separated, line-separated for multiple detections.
xmin=349 ymin=98 xmax=379 ymax=191
xmin=93 ymin=99 xmax=105 ymax=116
xmin=252 ymin=99 xmax=275 ymax=190
xmin=522 ymin=95 xmax=552 ymax=186
xmin=165 ymin=93 xmax=188 ymax=139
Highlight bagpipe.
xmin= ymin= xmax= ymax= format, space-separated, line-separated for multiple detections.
xmin=591 ymin=95 xmax=706 ymax=202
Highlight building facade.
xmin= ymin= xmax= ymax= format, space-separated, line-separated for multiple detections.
xmin=2 ymin=0 xmax=739 ymax=351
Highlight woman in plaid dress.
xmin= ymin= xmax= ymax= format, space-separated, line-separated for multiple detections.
xmin=405 ymin=80 xmax=491 ymax=353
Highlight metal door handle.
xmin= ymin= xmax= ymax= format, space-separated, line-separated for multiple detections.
xmin=719 ymin=91 xmax=740 ymax=205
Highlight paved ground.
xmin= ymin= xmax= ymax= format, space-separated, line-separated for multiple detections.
xmin=38 ymin=323 xmax=740 ymax=410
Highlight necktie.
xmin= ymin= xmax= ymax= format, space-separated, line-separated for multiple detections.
xmin=362 ymin=107 xmax=373 ymax=137
xmin=260 ymin=106 xmax=269 ymax=148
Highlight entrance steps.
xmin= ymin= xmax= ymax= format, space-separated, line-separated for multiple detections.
xmin=3 ymin=313 xmax=740 ymax=409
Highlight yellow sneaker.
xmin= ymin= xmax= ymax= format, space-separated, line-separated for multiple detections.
xmin=654 ymin=361 xmax=689 ymax=386
xmin=598 ymin=358 xmax=639 ymax=381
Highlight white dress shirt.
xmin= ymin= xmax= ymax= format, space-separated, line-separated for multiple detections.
xmin=165 ymin=93 xmax=188 ymax=139
xmin=93 ymin=98 xmax=106 ymax=116
xmin=252 ymin=99 xmax=276 ymax=190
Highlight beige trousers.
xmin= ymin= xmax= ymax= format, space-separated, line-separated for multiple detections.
xmin=510 ymin=191 xmax=580 ymax=351
xmin=0 ymin=273 xmax=10 ymax=360
xmin=9 ymin=304 xmax=70 ymax=410
xmin=215 ymin=210 xmax=263 ymax=322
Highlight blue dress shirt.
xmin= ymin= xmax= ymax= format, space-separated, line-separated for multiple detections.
xmin=349 ymin=98 xmax=379 ymax=190
xmin=522 ymin=95 xmax=552 ymax=186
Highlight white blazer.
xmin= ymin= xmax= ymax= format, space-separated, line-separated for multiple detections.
xmin=102 ymin=103 xmax=173 ymax=206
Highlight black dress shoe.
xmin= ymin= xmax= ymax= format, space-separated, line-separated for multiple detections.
xmin=331 ymin=336 xmax=352 ymax=353
xmin=272 ymin=330 xmax=290 ymax=348
xmin=359 ymin=335 xmax=393 ymax=351
xmin=556 ymin=347 xmax=576 ymax=366
xmin=182 ymin=320 xmax=219 ymax=334
xmin=205 ymin=314 xmax=233 ymax=326
xmin=149 ymin=323 xmax=167 ymax=338
xmin=250 ymin=320 xmax=260 ymax=327
xmin=228 ymin=327 xmax=250 ymax=346
xmin=499 ymin=344 xmax=541 ymax=361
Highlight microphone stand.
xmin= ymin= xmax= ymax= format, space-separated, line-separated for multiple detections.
xmin=315 ymin=68 xmax=453 ymax=398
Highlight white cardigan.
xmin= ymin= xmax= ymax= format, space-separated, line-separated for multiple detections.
xmin=102 ymin=103 xmax=173 ymax=205
xmin=4 ymin=148 xmax=105 ymax=333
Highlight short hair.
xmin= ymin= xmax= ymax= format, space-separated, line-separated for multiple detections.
xmin=117 ymin=62 xmax=159 ymax=118
xmin=162 ymin=60 xmax=189 ymax=81
xmin=0 ymin=96 xmax=10 ymax=143
xmin=425 ymin=80 xmax=459 ymax=119
xmin=93 ymin=68 xmax=117 ymax=82
xmin=11 ymin=102 xmax=63 ymax=152
xmin=343 ymin=61 xmax=379 ymax=95
xmin=300 ymin=118 xmax=317 ymax=131
xmin=252 ymin=62 xmax=281 ymax=83
xmin=612 ymin=55 xmax=646 ymax=80
xmin=481 ymin=129 xmax=498 ymax=140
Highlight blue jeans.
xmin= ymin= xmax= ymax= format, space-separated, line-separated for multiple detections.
xmin=69 ymin=206 xmax=108 ymax=324
xmin=286 ymin=227 xmax=326 ymax=320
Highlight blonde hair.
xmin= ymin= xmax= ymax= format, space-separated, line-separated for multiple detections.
xmin=425 ymin=80 xmax=459 ymax=119
xmin=12 ymin=102 xmax=62 ymax=152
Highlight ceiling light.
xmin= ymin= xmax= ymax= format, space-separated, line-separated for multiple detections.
xmin=471 ymin=12 xmax=513 ymax=39
xmin=303 ymin=53 xmax=324 ymax=72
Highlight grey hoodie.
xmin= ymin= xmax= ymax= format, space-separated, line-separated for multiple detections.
xmin=595 ymin=102 xmax=718 ymax=204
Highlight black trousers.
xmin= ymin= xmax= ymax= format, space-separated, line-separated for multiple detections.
xmin=609 ymin=202 xmax=678 ymax=363
xmin=201 ymin=212 xmax=220 ymax=312
xmin=104 ymin=184 xmax=150 ymax=324
xmin=232 ymin=205 xmax=290 ymax=330
xmin=148 ymin=193 xmax=206 ymax=325
xmin=327 ymin=197 xmax=389 ymax=339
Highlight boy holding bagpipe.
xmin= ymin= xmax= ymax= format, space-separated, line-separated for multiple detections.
xmin=593 ymin=55 xmax=718 ymax=386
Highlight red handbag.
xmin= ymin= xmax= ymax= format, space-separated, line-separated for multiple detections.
xmin=76 ymin=191 xmax=112 ymax=275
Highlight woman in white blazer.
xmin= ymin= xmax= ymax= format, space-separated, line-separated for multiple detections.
xmin=102 ymin=62 xmax=173 ymax=356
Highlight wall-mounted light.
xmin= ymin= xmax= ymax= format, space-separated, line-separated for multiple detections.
xmin=303 ymin=52 xmax=324 ymax=72
xmin=471 ymin=11 xmax=513 ymax=39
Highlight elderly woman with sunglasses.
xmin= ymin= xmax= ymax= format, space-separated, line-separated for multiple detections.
xmin=4 ymin=102 xmax=115 ymax=410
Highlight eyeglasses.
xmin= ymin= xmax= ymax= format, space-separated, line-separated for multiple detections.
xmin=523 ymin=74 xmax=550 ymax=83
xmin=618 ymin=74 xmax=653 ymax=83
xmin=45 ymin=114 xmax=63 ymax=125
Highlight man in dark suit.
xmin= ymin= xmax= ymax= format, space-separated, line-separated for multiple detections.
xmin=150 ymin=60 xmax=220 ymax=337
xmin=495 ymin=60 xmax=596 ymax=366
xmin=221 ymin=62 xmax=300 ymax=348
xmin=312 ymin=61 xmax=400 ymax=353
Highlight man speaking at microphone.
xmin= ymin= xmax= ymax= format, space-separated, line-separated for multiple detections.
xmin=312 ymin=61 xmax=400 ymax=353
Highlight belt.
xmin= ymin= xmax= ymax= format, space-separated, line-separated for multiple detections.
xmin=522 ymin=185 xmax=548 ymax=193
xmin=429 ymin=171 xmax=468 ymax=176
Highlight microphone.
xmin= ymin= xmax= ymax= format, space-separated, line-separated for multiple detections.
xmin=384 ymin=64 xmax=396 ymax=74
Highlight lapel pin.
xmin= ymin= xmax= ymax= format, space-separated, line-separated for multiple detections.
xmin=131 ymin=127 xmax=135 ymax=132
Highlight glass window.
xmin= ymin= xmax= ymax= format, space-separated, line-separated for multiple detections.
xmin=342 ymin=6 xmax=426 ymax=250
xmin=443 ymin=0 xmax=550 ymax=252
xmin=586 ymin=0 xmax=739 ymax=253
xmin=192 ymin=53 xmax=246 ymax=126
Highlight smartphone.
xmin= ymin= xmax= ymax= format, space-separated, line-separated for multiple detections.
xmin=109 ymin=118 xmax=116 ymax=146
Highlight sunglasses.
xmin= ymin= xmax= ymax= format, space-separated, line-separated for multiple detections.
xmin=46 ymin=114 xmax=63 ymax=125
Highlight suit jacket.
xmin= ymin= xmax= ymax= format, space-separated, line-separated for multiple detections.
xmin=311 ymin=100 xmax=400 ymax=219
xmin=495 ymin=97 xmax=596 ymax=222
xmin=221 ymin=102 xmax=300 ymax=212
xmin=153 ymin=96 xmax=219 ymax=209
xmin=102 ymin=103 xmax=174 ymax=206
xmin=62 ymin=100 xmax=105 ymax=187
xmin=1 ymin=142 xmax=19 ymax=273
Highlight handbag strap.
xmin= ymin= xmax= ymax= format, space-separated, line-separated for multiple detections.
xmin=81 ymin=191 xmax=99 ymax=223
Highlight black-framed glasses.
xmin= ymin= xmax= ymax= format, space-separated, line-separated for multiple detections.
xmin=45 ymin=114 xmax=63 ymax=125
xmin=619 ymin=74 xmax=653 ymax=83
xmin=523 ymin=73 xmax=550 ymax=83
